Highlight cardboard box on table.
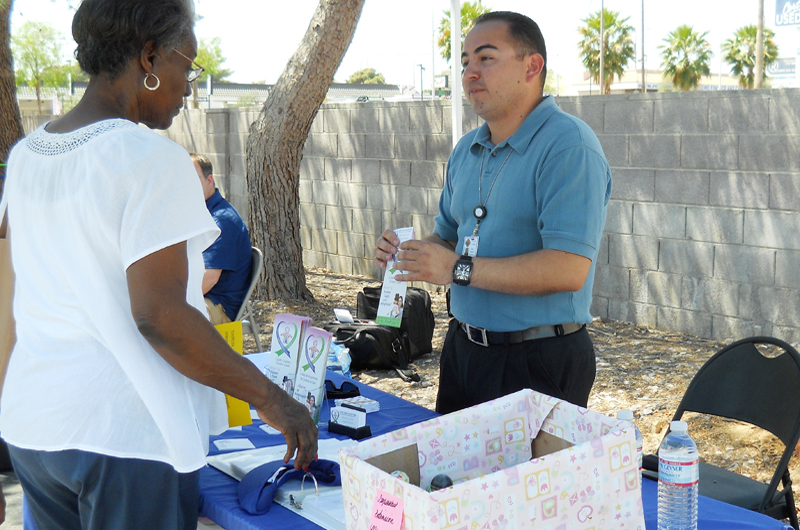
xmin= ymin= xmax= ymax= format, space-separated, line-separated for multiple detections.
xmin=339 ymin=389 xmax=644 ymax=530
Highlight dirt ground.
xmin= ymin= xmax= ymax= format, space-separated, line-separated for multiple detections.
xmin=244 ymin=266 xmax=800 ymax=520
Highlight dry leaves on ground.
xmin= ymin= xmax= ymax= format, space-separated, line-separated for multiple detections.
xmin=242 ymin=267 xmax=800 ymax=517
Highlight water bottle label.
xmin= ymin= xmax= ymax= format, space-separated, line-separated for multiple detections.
xmin=659 ymin=457 xmax=699 ymax=486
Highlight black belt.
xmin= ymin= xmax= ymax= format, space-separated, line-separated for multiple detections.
xmin=459 ymin=321 xmax=584 ymax=347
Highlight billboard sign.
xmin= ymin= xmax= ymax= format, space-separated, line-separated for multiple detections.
xmin=776 ymin=0 xmax=800 ymax=25
xmin=766 ymin=57 xmax=796 ymax=76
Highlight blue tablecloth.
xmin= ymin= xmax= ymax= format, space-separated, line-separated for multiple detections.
xmin=198 ymin=372 xmax=792 ymax=530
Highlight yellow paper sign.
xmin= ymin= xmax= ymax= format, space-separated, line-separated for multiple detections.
xmin=214 ymin=321 xmax=252 ymax=428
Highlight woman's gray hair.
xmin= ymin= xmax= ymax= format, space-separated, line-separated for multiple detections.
xmin=72 ymin=0 xmax=196 ymax=81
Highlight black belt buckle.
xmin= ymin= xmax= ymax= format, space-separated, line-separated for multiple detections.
xmin=464 ymin=323 xmax=489 ymax=347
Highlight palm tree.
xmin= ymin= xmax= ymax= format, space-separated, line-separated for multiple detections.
xmin=659 ymin=25 xmax=713 ymax=91
xmin=577 ymin=9 xmax=636 ymax=94
xmin=722 ymin=25 xmax=778 ymax=89
xmin=437 ymin=1 xmax=491 ymax=62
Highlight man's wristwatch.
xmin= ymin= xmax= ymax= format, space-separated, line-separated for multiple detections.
xmin=452 ymin=255 xmax=473 ymax=286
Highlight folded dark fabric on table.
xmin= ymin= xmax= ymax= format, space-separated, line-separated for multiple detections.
xmin=237 ymin=459 xmax=341 ymax=515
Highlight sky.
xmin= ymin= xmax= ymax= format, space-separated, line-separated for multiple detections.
xmin=11 ymin=0 xmax=800 ymax=90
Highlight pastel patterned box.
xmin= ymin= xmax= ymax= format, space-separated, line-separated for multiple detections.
xmin=339 ymin=389 xmax=644 ymax=530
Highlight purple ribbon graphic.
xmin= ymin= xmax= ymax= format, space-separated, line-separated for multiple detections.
xmin=302 ymin=334 xmax=324 ymax=373
xmin=275 ymin=321 xmax=296 ymax=358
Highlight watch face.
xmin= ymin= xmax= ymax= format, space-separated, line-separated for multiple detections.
xmin=454 ymin=261 xmax=472 ymax=281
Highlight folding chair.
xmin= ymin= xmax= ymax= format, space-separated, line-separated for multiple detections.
xmin=234 ymin=247 xmax=264 ymax=352
xmin=667 ymin=336 xmax=800 ymax=529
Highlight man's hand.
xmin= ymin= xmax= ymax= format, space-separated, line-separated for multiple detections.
xmin=395 ymin=239 xmax=460 ymax=285
xmin=256 ymin=391 xmax=319 ymax=470
xmin=373 ymin=229 xmax=400 ymax=268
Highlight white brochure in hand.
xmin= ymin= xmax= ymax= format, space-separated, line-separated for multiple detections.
xmin=376 ymin=226 xmax=414 ymax=328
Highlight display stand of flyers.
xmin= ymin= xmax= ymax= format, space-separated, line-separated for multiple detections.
xmin=267 ymin=313 xmax=311 ymax=396
xmin=292 ymin=327 xmax=332 ymax=425
xmin=375 ymin=227 xmax=414 ymax=328
xmin=214 ymin=321 xmax=252 ymax=428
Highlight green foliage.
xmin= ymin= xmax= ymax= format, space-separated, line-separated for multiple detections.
xmin=437 ymin=1 xmax=491 ymax=62
xmin=577 ymin=9 xmax=635 ymax=94
xmin=346 ymin=67 xmax=386 ymax=85
xmin=543 ymin=71 xmax=565 ymax=96
xmin=722 ymin=25 xmax=778 ymax=89
xmin=195 ymin=37 xmax=233 ymax=82
xmin=11 ymin=21 xmax=64 ymax=89
xmin=659 ymin=25 xmax=713 ymax=91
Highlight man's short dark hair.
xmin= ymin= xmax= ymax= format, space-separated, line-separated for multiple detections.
xmin=72 ymin=0 xmax=195 ymax=81
xmin=190 ymin=153 xmax=213 ymax=178
xmin=473 ymin=11 xmax=548 ymax=87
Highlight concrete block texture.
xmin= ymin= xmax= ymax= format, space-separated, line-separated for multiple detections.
xmin=654 ymin=98 xmax=709 ymax=134
xmin=411 ymin=160 xmax=445 ymax=189
xmin=681 ymin=276 xmax=740 ymax=317
xmin=303 ymin=249 xmax=327 ymax=269
xmin=608 ymin=300 xmax=658 ymax=328
xmin=608 ymin=234 xmax=659 ymax=270
xmin=633 ymin=203 xmax=686 ymax=239
xmin=768 ymin=90 xmax=800 ymax=134
xmin=305 ymin=133 xmax=338 ymax=158
xmin=380 ymin=160 xmax=411 ymax=186
xmin=739 ymin=285 xmax=800 ymax=328
xmin=555 ymin=98 xmax=604 ymax=131
xmin=657 ymin=306 xmax=712 ymax=338
xmin=351 ymin=159 xmax=381 ymax=184
xmin=427 ymin=188 xmax=442 ymax=216
xmin=659 ymin=239 xmax=714 ymax=277
xmin=337 ymin=231 xmax=367 ymax=258
xmin=604 ymin=100 xmax=654 ymax=134
xmin=597 ymin=234 xmax=609 ymax=265
xmin=708 ymin=95 xmax=769 ymax=133
xmin=773 ymin=325 xmax=800 ymax=346
xmin=709 ymin=171 xmax=770 ymax=209
xmin=713 ymin=245 xmax=775 ymax=284
xmin=338 ymin=134 xmax=367 ymax=159
xmin=300 ymin=204 xmax=325 ymax=230
xmin=427 ymin=134 xmax=453 ymax=162
xmin=597 ymin=135 xmax=628 ymax=167
xmin=744 ymin=210 xmax=800 ymax=250
xmin=351 ymin=108 xmax=381 ymax=133
xmin=654 ymin=170 xmax=709 ymax=205
xmin=299 ymin=156 xmax=325 ymax=181
xmin=591 ymin=297 xmax=609 ymax=319
xmin=630 ymin=135 xmax=681 ymax=169
xmin=395 ymin=134 xmax=426 ymax=161
xmin=776 ymin=250 xmax=800 ymax=288
xmin=323 ymin=159 xmax=351 ymax=186
xmin=738 ymin=135 xmax=800 ymax=172
xmin=680 ymin=134 xmax=738 ymax=170
xmin=339 ymin=183 xmax=368 ymax=209
xmin=631 ymin=270 xmax=683 ymax=307
xmin=593 ymin=265 xmax=630 ymax=300
xmin=610 ymin=168 xmax=655 ymax=201
xmin=396 ymin=186 xmax=429 ymax=214
xmin=325 ymin=206 xmax=352 ymax=232
xmin=366 ymin=185 xmax=397 ymax=212
xmin=686 ymin=207 xmax=744 ymax=244
xmin=409 ymin=105 xmax=444 ymax=134
xmin=770 ymin=173 xmax=800 ymax=211
xmin=323 ymin=109 xmax=351 ymax=133
xmin=366 ymin=134 xmax=395 ymax=159
xmin=605 ymin=200 xmax=634 ymax=234
xmin=299 ymin=179 xmax=313 ymax=203
xmin=712 ymin=315 xmax=772 ymax=342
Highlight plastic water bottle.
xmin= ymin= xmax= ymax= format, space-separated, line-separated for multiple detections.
xmin=327 ymin=342 xmax=352 ymax=378
xmin=617 ymin=410 xmax=643 ymax=485
xmin=658 ymin=420 xmax=699 ymax=530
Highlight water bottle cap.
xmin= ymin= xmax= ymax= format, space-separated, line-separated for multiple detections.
xmin=616 ymin=410 xmax=634 ymax=421
xmin=670 ymin=420 xmax=688 ymax=433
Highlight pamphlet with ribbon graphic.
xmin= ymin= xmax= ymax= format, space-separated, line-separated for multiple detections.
xmin=376 ymin=226 xmax=415 ymax=328
xmin=292 ymin=327 xmax=331 ymax=425
xmin=267 ymin=313 xmax=311 ymax=396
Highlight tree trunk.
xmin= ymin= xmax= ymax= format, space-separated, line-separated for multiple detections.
xmin=246 ymin=0 xmax=365 ymax=301
xmin=0 ymin=0 xmax=24 ymax=178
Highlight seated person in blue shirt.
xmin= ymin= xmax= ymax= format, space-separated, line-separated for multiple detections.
xmin=191 ymin=153 xmax=253 ymax=325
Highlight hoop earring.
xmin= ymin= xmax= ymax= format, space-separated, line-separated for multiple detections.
xmin=143 ymin=72 xmax=160 ymax=91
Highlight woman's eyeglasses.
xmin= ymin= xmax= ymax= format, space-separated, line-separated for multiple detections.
xmin=325 ymin=380 xmax=360 ymax=400
xmin=172 ymin=49 xmax=205 ymax=83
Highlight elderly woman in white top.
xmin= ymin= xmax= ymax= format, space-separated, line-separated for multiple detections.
xmin=0 ymin=0 xmax=317 ymax=528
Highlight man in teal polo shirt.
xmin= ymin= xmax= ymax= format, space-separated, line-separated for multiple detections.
xmin=374 ymin=11 xmax=611 ymax=414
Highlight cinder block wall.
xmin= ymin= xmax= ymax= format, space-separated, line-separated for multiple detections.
xmin=21 ymin=89 xmax=800 ymax=344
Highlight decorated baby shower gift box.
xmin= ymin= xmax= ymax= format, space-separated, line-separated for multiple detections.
xmin=339 ymin=389 xmax=644 ymax=530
